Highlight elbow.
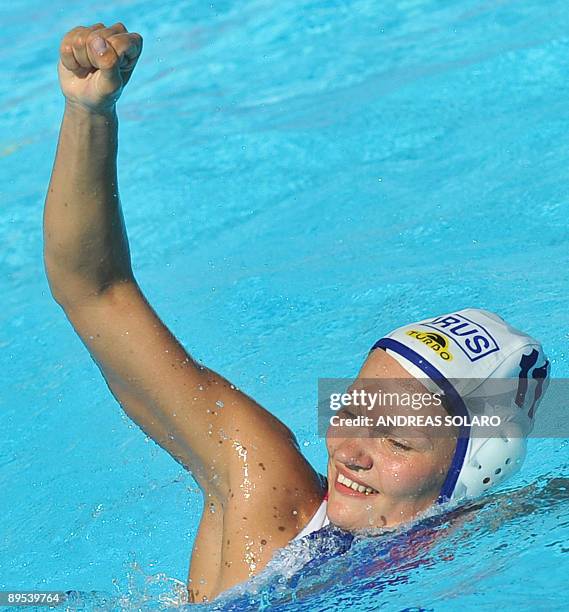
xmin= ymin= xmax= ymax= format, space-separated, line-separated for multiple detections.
xmin=44 ymin=271 xmax=78 ymax=312
xmin=44 ymin=251 xmax=136 ymax=310
xmin=43 ymin=253 xmax=69 ymax=308
xmin=43 ymin=250 xmax=82 ymax=309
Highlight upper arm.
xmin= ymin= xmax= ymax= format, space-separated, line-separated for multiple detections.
xmin=59 ymin=280 xmax=300 ymax=498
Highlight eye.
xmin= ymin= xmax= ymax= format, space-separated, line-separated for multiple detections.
xmin=388 ymin=438 xmax=412 ymax=451
xmin=339 ymin=407 xmax=357 ymax=418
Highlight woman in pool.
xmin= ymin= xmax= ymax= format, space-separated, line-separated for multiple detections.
xmin=43 ymin=23 xmax=549 ymax=603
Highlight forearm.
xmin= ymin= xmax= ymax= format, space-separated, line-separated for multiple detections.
xmin=43 ymin=100 xmax=134 ymax=305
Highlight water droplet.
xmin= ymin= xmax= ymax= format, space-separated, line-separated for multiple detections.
xmin=216 ymin=400 xmax=224 ymax=408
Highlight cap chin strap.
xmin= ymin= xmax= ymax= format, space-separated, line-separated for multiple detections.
xmin=370 ymin=338 xmax=471 ymax=503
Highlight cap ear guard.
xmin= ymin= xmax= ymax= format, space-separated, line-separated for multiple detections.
xmin=450 ymin=434 xmax=527 ymax=501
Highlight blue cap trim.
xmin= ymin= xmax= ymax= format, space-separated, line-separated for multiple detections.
xmin=370 ymin=337 xmax=470 ymax=503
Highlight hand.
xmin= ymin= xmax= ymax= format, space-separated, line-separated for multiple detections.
xmin=58 ymin=22 xmax=143 ymax=113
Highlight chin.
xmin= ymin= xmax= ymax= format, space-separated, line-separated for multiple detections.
xmin=326 ymin=494 xmax=370 ymax=531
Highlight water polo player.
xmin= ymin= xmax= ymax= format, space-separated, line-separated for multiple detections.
xmin=43 ymin=22 xmax=549 ymax=603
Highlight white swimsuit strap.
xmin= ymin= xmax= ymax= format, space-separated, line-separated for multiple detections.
xmin=292 ymin=498 xmax=329 ymax=541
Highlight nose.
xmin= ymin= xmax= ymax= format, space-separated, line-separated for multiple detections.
xmin=335 ymin=440 xmax=373 ymax=472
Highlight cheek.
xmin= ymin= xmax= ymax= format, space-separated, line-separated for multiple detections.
xmin=325 ymin=431 xmax=336 ymax=455
xmin=325 ymin=432 xmax=344 ymax=463
xmin=379 ymin=453 xmax=442 ymax=496
xmin=379 ymin=455 xmax=415 ymax=492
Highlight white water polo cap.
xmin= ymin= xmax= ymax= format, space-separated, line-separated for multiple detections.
xmin=370 ymin=308 xmax=550 ymax=503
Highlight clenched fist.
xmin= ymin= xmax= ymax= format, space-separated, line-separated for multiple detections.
xmin=58 ymin=22 xmax=143 ymax=112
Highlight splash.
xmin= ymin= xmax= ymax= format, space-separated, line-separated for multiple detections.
xmin=231 ymin=441 xmax=252 ymax=500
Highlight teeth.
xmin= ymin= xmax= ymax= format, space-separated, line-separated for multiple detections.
xmin=338 ymin=472 xmax=377 ymax=494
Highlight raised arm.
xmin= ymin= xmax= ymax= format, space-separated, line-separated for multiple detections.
xmin=43 ymin=23 xmax=320 ymax=508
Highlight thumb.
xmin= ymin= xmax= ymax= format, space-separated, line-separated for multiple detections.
xmin=89 ymin=36 xmax=122 ymax=92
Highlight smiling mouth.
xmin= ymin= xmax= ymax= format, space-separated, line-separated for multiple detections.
xmin=336 ymin=472 xmax=379 ymax=495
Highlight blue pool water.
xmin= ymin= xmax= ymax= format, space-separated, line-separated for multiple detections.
xmin=2 ymin=0 xmax=569 ymax=609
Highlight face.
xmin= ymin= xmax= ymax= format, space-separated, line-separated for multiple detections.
xmin=325 ymin=348 xmax=457 ymax=531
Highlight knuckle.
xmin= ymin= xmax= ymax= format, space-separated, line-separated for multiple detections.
xmin=127 ymin=33 xmax=142 ymax=51
xmin=63 ymin=26 xmax=90 ymax=50
xmin=102 ymin=55 xmax=119 ymax=69
xmin=110 ymin=40 xmax=126 ymax=55
xmin=62 ymin=29 xmax=75 ymax=44
xmin=103 ymin=51 xmax=119 ymax=65
xmin=113 ymin=22 xmax=127 ymax=32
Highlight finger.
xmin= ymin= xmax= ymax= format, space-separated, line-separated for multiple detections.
xmin=71 ymin=23 xmax=125 ymax=70
xmin=105 ymin=32 xmax=143 ymax=73
xmin=69 ymin=24 xmax=108 ymax=69
xmin=71 ymin=26 xmax=106 ymax=69
xmin=60 ymin=22 xmax=105 ymax=47
xmin=84 ymin=24 xmax=130 ymax=68
xmin=60 ymin=41 xmax=80 ymax=72
xmin=86 ymin=35 xmax=122 ymax=91
xmin=60 ymin=23 xmax=104 ymax=72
